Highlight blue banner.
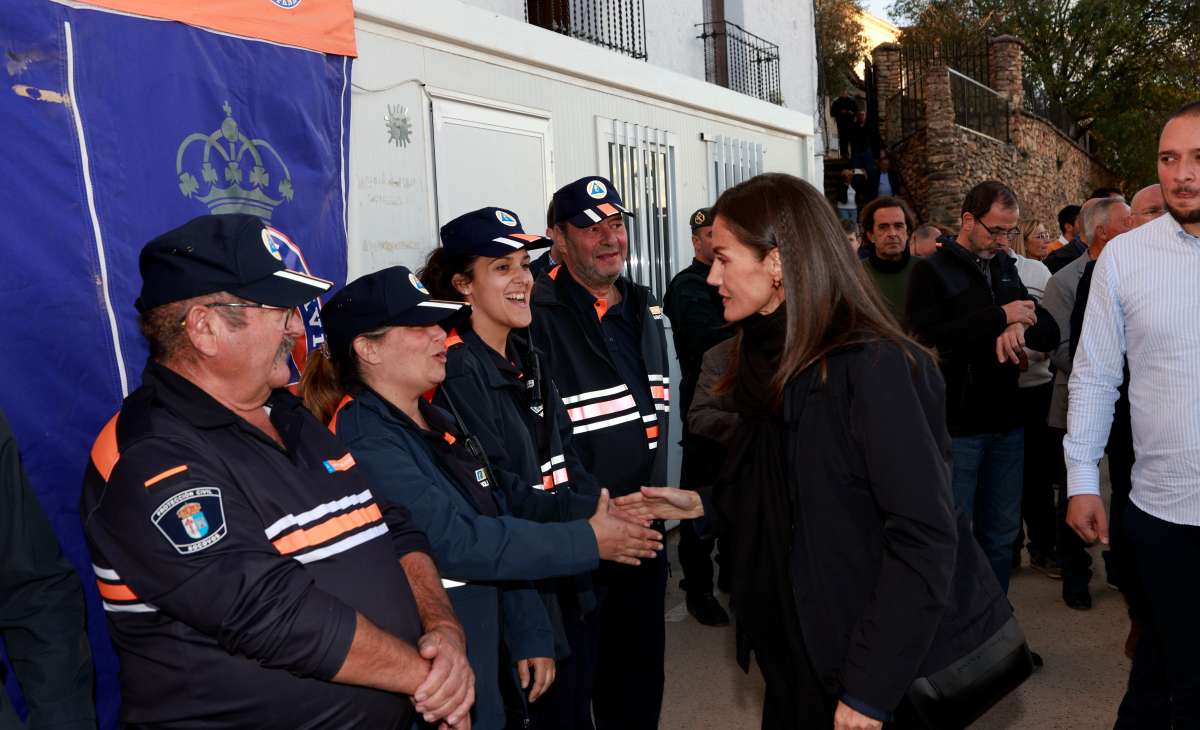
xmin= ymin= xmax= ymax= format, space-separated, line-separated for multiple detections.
xmin=0 ymin=2 xmax=350 ymax=726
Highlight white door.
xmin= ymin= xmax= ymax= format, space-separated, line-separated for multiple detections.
xmin=429 ymin=90 xmax=555 ymax=234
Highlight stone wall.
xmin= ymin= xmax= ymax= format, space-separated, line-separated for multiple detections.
xmin=873 ymin=37 xmax=1120 ymax=231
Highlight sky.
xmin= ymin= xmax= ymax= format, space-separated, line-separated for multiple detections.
xmin=862 ymin=0 xmax=897 ymax=22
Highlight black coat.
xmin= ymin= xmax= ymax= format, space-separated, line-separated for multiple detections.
xmin=778 ymin=341 xmax=1010 ymax=712
xmin=1 ymin=409 xmax=94 ymax=729
xmin=906 ymin=237 xmax=1060 ymax=436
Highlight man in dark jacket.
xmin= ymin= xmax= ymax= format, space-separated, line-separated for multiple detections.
xmin=663 ymin=207 xmax=732 ymax=627
xmin=830 ymin=93 xmax=859 ymax=158
xmin=0 ymin=409 xmax=95 ymax=729
xmin=867 ymin=153 xmax=905 ymax=203
xmin=529 ymin=176 xmax=671 ymax=730
xmin=82 ymin=215 xmax=471 ymax=729
xmin=906 ymin=181 xmax=1059 ymax=594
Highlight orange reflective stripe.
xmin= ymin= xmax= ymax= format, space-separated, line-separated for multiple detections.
xmin=549 ymin=264 xmax=562 ymax=280
xmin=272 ymin=504 xmax=383 ymax=555
xmin=144 ymin=465 xmax=188 ymax=489
xmin=650 ymin=385 xmax=667 ymax=400
xmin=90 ymin=413 xmax=121 ymax=481
xmin=645 ymin=426 xmax=660 ymax=440
xmin=596 ymin=203 xmax=618 ymax=217
xmin=511 ymin=233 xmax=542 ymax=242
xmin=328 ymin=395 xmax=355 ymax=434
xmin=96 ymin=581 xmax=138 ymax=602
xmin=443 ymin=432 xmax=457 ymax=445
xmin=541 ymin=475 xmax=555 ymax=490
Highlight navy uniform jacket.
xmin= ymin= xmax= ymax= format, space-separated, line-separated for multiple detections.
xmin=437 ymin=326 xmax=599 ymax=522
xmin=331 ymin=389 xmax=599 ymax=730
xmin=0 ymin=409 xmax=94 ymax=729
xmin=80 ymin=362 xmax=429 ymax=729
xmin=662 ymin=259 xmax=733 ymax=490
xmin=528 ymin=265 xmax=671 ymax=495
xmin=436 ymin=326 xmax=602 ymax=652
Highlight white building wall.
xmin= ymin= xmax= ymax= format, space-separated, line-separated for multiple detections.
xmin=349 ymin=0 xmax=819 ymax=485
xmin=740 ymin=0 xmax=818 ymax=113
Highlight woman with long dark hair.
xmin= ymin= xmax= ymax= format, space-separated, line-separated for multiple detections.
xmin=617 ymin=173 xmax=1024 ymax=730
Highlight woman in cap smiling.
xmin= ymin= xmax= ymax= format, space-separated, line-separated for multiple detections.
xmin=420 ymin=207 xmax=642 ymax=728
xmin=301 ymin=265 xmax=662 ymax=730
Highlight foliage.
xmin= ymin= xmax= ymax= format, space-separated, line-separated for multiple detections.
xmin=815 ymin=0 xmax=868 ymax=97
xmin=888 ymin=0 xmax=1200 ymax=186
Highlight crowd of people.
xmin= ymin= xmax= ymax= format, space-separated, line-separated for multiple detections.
xmin=3 ymin=100 xmax=1199 ymax=730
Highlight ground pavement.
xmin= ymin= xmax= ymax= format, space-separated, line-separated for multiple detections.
xmin=660 ymin=475 xmax=1129 ymax=729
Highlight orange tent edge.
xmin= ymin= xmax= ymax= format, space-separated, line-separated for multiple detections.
xmin=75 ymin=0 xmax=357 ymax=57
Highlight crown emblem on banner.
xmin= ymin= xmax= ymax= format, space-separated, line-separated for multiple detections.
xmin=176 ymin=101 xmax=295 ymax=220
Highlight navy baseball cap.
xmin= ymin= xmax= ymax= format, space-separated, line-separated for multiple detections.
xmin=690 ymin=207 xmax=713 ymax=232
xmin=551 ymin=176 xmax=633 ymax=228
xmin=135 ymin=214 xmax=332 ymax=312
xmin=321 ymin=266 xmax=466 ymax=362
xmin=440 ymin=207 xmax=551 ymax=258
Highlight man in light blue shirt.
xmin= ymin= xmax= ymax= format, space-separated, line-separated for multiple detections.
xmin=1065 ymin=101 xmax=1200 ymax=728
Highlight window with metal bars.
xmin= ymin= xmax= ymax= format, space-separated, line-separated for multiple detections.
xmin=704 ymin=133 xmax=765 ymax=199
xmin=526 ymin=0 xmax=647 ymax=60
xmin=596 ymin=118 xmax=678 ymax=301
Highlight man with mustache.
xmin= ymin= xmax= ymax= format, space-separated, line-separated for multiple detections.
xmin=859 ymin=195 xmax=917 ymax=323
xmin=529 ymin=176 xmax=671 ymax=730
xmin=1066 ymin=101 xmax=1200 ymax=728
xmin=81 ymin=215 xmax=473 ymax=729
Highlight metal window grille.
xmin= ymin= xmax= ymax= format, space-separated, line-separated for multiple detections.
xmin=705 ymin=134 xmax=765 ymax=198
xmin=605 ymin=120 xmax=678 ymax=300
xmin=525 ymin=0 xmax=647 ymax=60
xmin=696 ymin=21 xmax=782 ymax=105
xmin=949 ymin=69 xmax=1009 ymax=142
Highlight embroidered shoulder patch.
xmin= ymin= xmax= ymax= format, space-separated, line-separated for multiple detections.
xmin=151 ymin=488 xmax=228 ymax=554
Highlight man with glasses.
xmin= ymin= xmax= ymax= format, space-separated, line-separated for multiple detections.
xmin=907 ymin=181 xmax=1059 ymax=594
xmin=81 ymin=214 xmax=474 ymax=729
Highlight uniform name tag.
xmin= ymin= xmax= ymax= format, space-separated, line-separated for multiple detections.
xmin=151 ymin=487 xmax=228 ymax=554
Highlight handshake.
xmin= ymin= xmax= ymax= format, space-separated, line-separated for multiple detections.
xmin=590 ymin=487 xmax=705 ymax=564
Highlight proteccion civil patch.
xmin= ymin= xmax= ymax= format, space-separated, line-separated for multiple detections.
xmin=151 ymin=487 xmax=228 ymax=554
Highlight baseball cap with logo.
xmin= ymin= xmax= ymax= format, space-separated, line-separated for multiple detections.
xmin=551 ymin=176 xmax=634 ymax=228
xmin=440 ymin=207 xmax=552 ymax=258
xmin=690 ymin=207 xmax=713 ymax=232
xmin=135 ymin=214 xmax=332 ymax=312
xmin=321 ymin=266 xmax=466 ymax=362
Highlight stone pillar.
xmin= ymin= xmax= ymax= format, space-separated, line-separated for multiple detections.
xmin=987 ymin=35 xmax=1024 ymax=108
xmin=989 ymin=34 xmax=1025 ymax=146
xmin=922 ymin=60 xmax=961 ymax=227
xmin=872 ymin=43 xmax=901 ymax=145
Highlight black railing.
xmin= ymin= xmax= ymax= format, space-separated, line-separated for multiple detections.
xmin=950 ymin=69 xmax=1009 ymax=141
xmin=887 ymin=39 xmax=990 ymax=142
xmin=526 ymin=0 xmax=647 ymax=60
xmin=1022 ymin=77 xmax=1095 ymax=155
xmin=886 ymin=89 xmax=926 ymax=142
xmin=696 ymin=21 xmax=782 ymax=105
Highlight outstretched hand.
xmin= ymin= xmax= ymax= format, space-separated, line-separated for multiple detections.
xmin=589 ymin=489 xmax=664 ymax=566
xmin=612 ymin=487 xmax=704 ymax=522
